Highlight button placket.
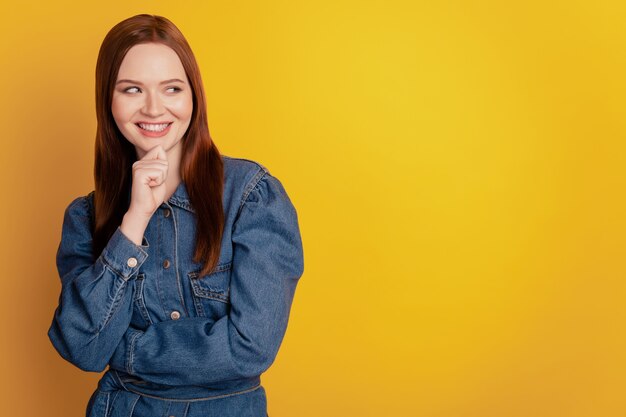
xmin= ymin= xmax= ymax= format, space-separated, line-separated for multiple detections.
xmin=154 ymin=201 xmax=188 ymax=321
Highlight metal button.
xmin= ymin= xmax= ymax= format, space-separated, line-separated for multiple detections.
xmin=170 ymin=311 xmax=180 ymax=320
xmin=127 ymin=257 xmax=138 ymax=268
xmin=163 ymin=259 xmax=171 ymax=269
xmin=164 ymin=209 xmax=171 ymax=218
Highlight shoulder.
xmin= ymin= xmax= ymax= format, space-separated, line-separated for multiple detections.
xmin=64 ymin=191 xmax=95 ymax=219
xmin=60 ymin=191 xmax=96 ymax=237
xmin=221 ymin=155 xmax=271 ymax=203
xmin=220 ymin=154 xmax=293 ymax=211
xmin=222 ymin=155 xmax=268 ymax=182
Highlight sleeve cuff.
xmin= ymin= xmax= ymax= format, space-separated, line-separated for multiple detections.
xmin=110 ymin=327 xmax=144 ymax=375
xmin=101 ymin=227 xmax=149 ymax=280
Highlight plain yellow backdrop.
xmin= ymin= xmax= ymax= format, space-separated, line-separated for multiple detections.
xmin=1 ymin=1 xmax=625 ymax=416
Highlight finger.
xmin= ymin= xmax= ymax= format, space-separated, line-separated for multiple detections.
xmin=146 ymin=167 xmax=168 ymax=184
xmin=147 ymin=178 xmax=164 ymax=187
xmin=133 ymin=160 xmax=169 ymax=170
xmin=142 ymin=145 xmax=163 ymax=161
xmin=138 ymin=168 xmax=167 ymax=185
xmin=156 ymin=146 xmax=167 ymax=161
xmin=139 ymin=162 xmax=168 ymax=181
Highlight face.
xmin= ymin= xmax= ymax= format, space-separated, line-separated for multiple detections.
xmin=111 ymin=42 xmax=193 ymax=159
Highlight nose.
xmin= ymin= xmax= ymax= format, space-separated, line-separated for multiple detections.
xmin=141 ymin=91 xmax=165 ymax=117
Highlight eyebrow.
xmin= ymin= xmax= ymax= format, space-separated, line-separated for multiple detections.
xmin=116 ymin=78 xmax=186 ymax=85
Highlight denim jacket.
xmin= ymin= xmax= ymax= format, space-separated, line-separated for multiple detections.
xmin=48 ymin=156 xmax=304 ymax=403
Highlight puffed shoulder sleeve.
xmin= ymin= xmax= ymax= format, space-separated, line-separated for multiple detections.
xmin=109 ymin=172 xmax=305 ymax=386
xmin=48 ymin=194 xmax=149 ymax=372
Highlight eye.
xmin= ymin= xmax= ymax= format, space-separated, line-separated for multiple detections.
xmin=166 ymin=86 xmax=182 ymax=93
xmin=124 ymin=86 xmax=141 ymax=94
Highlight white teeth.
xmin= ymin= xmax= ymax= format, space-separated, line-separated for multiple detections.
xmin=138 ymin=123 xmax=170 ymax=132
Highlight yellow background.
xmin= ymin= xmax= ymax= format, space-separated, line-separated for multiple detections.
xmin=1 ymin=1 xmax=625 ymax=416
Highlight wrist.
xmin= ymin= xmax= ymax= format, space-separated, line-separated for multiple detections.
xmin=120 ymin=211 xmax=151 ymax=246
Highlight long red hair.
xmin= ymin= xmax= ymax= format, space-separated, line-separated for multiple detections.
xmin=93 ymin=14 xmax=224 ymax=276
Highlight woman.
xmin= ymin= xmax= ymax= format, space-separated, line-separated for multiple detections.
xmin=48 ymin=14 xmax=304 ymax=417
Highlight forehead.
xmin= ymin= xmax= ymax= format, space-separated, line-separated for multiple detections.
xmin=117 ymin=43 xmax=186 ymax=80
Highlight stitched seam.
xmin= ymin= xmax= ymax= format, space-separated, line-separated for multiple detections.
xmin=112 ymin=369 xmax=129 ymax=391
xmin=192 ymin=289 xmax=205 ymax=316
xmin=98 ymin=266 xmax=128 ymax=330
xmin=93 ymin=264 xmax=128 ymax=335
xmin=102 ymin=233 xmax=149 ymax=272
xmin=238 ymin=168 xmax=268 ymax=214
xmin=170 ymin=203 xmax=188 ymax=316
xmin=190 ymin=286 xmax=230 ymax=303
xmin=223 ymin=155 xmax=268 ymax=172
xmin=103 ymin=392 xmax=110 ymax=417
xmin=101 ymin=255 xmax=132 ymax=281
xmin=72 ymin=260 xmax=107 ymax=337
xmin=188 ymin=267 xmax=231 ymax=303
xmin=188 ymin=262 xmax=232 ymax=277
xmin=109 ymin=391 xmax=120 ymax=416
xmin=123 ymin=383 xmax=262 ymax=402
xmin=127 ymin=330 xmax=142 ymax=375
xmin=168 ymin=199 xmax=194 ymax=213
xmin=155 ymin=212 xmax=168 ymax=319
xmin=134 ymin=275 xmax=153 ymax=325
xmin=129 ymin=394 xmax=140 ymax=416
xmin=162 ymin=401 xmax=172 ymax=417
xmin=132 ymin=274 xmax=144 ymax=301
xmin=190 ymin=282 xmax=230 ymax=302
xmin=99 ymin=235 xmax=148 ymax=280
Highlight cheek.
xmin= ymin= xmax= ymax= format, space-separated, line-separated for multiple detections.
xmin=170 ymin=96 xmax=193 ymax=121
xmin=111 ymin=98 xmax=128 ymax=124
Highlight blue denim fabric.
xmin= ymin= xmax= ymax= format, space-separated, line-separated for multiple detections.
xmin=48 ymin=156 xmax=304 ymax=416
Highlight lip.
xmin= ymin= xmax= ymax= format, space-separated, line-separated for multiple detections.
xmin=135 ymin=122 xmax=173 ymax=138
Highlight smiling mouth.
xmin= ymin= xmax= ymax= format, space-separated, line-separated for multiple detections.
xmin=136 ymin=122 xmax=172 ymax=132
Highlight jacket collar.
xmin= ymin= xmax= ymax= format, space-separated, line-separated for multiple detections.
xmin=125 ymin=180 xmax=194 ymax=213
xmin=167 ymin=181 xmax=194 ymax=212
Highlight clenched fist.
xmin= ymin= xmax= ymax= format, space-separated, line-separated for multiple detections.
xmin=120 ymin=145 xmax=169 ymax=245
xmin=129 ymin=145 xmax=169 ymax=217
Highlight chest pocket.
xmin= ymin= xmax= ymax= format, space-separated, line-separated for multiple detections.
xmin=188 ymin=261 xmax=232 ymax=320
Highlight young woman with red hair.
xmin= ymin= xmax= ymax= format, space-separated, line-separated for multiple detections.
xmin=48 ymin=14 xmax=304 ymax=417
